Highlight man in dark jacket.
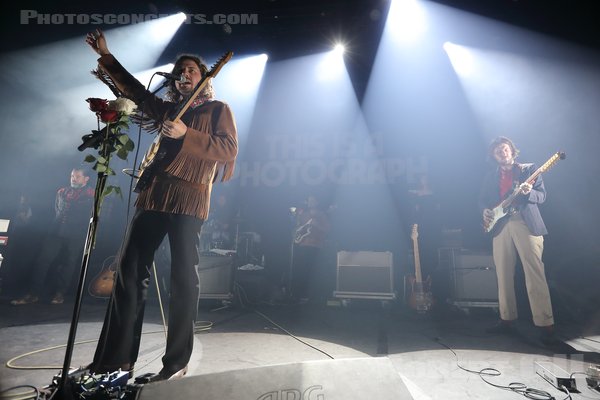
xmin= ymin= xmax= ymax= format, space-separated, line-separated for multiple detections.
xmin=479 ymin=136 xmax=558 ymax=346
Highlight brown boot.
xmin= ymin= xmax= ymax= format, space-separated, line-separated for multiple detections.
xmin=10 ymin=294 xmax=39 ymax=305
xmin=51 ymin=292 xmax=64 ymax=304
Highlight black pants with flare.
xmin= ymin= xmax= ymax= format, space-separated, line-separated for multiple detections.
xmin=92 ymin=209 xmax=204 ymax=375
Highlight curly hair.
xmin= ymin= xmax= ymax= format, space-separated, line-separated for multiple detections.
xmin=488 ymin=136 xmax=520 ymax=161
xmin=164 ymin=54 xmax=215 ymax=102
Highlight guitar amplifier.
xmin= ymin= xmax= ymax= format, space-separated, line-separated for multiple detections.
xmin=197 ymin=251 xmax=235 ymax=300
xmin=439 ymin=248 xmax=498 ymax=302
xmin=334 ymin=251 xmax=395 ymax=300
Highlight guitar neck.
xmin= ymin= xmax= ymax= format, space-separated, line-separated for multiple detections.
xmin=525 ymin=153 xmax=560 ymax=184
xmin=500 ymin=152 xmax=564 ymax=208
xmin=172 ymin=76 xmax=213 ymax=122
xmin=171 ymin=51 xmax=233 ymax=122
xmin=412 ymin=238 xmax=423 ymax=283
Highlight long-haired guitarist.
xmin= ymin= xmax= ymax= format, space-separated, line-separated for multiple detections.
xmin=85 ymin=29 xmax=238 ymax=382
xmin=478 ymin=136 xmax=558 ymax=346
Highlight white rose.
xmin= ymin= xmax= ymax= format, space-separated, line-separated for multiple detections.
xmin=108 ymin=97 xmax=137 ymax=115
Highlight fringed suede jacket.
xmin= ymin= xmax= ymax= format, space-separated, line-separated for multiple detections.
xmin=96 ymin=54 xmax=238 ymax=220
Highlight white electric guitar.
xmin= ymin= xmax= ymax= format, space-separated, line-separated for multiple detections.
xmin=483 ymin=151 xmax=565 ymax=233
xmin=294 ymin=219 xmax=313 ymax=244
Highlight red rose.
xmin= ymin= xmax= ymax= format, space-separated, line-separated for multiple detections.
xmin=87 ymin=98 xmax=109 ymax=112
xmin=99 ymin=110 xmax=119 ymax=123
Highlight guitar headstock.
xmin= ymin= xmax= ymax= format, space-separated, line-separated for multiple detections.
xmin=411 ymin=224 xmax=419 ymax=241
xmin=541 ymin=151 xmax=567 ymax=172
xmin=207 ymin=51 xmax=233 ymax=78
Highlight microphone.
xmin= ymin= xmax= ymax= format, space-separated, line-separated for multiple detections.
xmin=156 ymin=71 xmax=186 ymax=82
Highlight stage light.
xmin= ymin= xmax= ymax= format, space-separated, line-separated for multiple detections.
xmin=443 ymin=42 xmax=473 ymax=77
xmin=210 ymin=54 xmax=268 ymax=140
xmin=317 ymin=48 xmax=346 ymax=81
xmin=215 ymin=54 xmax=268 ymax=96
xmin=175 ymin=12 xmax=187 ymax=23
xmin=334 ymin=44 xmax=346 ymax=55
xmin=146 ymin=12 xmax=187 ymax=41
xmin=386 ymin=0 xmax=427 ymax=43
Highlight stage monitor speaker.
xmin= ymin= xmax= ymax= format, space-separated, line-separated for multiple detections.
xmin=197 ymin=251 xmax=235 ymax=299
xmin=137 ymin=357 xmax=414 ymax=400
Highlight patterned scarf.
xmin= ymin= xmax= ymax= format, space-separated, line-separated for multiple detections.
xmin=188 ymin=78 xmax=215 ymax=109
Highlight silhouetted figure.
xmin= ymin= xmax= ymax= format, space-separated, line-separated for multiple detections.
xmin=11 ymin=168 xmax=93 ymax=305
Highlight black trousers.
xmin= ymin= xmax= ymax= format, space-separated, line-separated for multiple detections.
xmin=92 ymin=209 xmax=204 ymax=374
xmin=291 ymin=245 xmax=319 ymax=300
xmin=30 ymin=232 xmax=86 ymax=297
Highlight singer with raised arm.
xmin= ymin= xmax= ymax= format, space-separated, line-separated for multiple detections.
xmin=478 ymin=136 xmax=559 ymax=347
xmin=85 ymin=29 xmax=237 ymax=382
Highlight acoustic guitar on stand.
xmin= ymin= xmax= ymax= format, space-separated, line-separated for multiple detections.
xmin=407 ymin=224 xmax=434 ymax=313
xmin=88 ymin=255 xmax=117 ymax=298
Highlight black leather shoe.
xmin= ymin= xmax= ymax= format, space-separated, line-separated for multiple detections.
xmin=141 ymin=365 xmax=188 ymax=383
xmin=540 ymin=328 xmax=561 ymax=346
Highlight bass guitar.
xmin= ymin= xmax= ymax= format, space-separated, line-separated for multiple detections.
xmin=407 ymin=224 xmax=434 ymax=312
xmin=134 ymin=51 xmax=234 ymax=192
xmin=483 ymin=151 xmax=566 ymax=233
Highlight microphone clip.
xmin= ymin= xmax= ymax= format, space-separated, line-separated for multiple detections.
xmin=78 ymin=127 xmax=108 ymax=152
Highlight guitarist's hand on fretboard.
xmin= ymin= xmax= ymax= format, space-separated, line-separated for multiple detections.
xmin=161 ymin=119 xmax=187 ymax=139
xmin=483 ymin=208 xmax=494 ymax=226
xmin=518 ymin=182 xmax=532 ymax=195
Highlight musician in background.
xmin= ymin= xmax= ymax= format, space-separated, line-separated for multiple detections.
xmin=86 ymin=29 xmax=237 ymax=382
xmin=479 ymin=136 xmax=558 ymax=346
xmin=0 ymin=193 xmax=35 ymax=295
xmin=10 ymin=167 xmax=93 ymax=305
xmin=290 ymin=194 xmax=330 ymax=304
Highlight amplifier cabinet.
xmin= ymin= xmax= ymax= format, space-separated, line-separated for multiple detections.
xmin=334 ymin=251 xmax=395 ymax=300
xmin=439 ymin=248 xmax=498 ymax=302
xmin=197 ymin=251 xmax=235 ymax=299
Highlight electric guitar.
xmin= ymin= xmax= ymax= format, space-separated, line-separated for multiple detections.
xmin=293 ymin=204 xmax=335 ymax=244
xmin=407 ymin=224 xmax=434 ymax=312
xmin=294 ymin=218 xmax=313 ymax=244
xmin=483 ymin=151 xmax=566 ymax=233
xmin=88 ymin=255 xmax=117 ymax=298
xmin=134 ymin=51 xmax=234 ymax=192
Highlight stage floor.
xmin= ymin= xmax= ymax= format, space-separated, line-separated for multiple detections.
xmin=1 ymin=296 xmax=599 ymax=399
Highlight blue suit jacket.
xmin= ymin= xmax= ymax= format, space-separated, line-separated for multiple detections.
xmin=479 ymin=162 xmax=548 ymax=237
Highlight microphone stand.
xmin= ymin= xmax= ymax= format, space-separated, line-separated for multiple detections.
xmin=55 ymin=125 xmax=114 ymax=399
xmin=285 ymin=208 xmax=298 ymax=300
xmin=56 ymin=74 xmax=169 ymax=398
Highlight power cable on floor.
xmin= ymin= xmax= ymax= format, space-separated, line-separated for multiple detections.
xmin=252 ymin=308 xmax=335 ymax=360
xmin=5 ymin=329 xmax=167 ymax=371
xmin=432 ymin=336 xmax=572 ymax=400
xmin=0 ymin=385 xmax=39 ymax=400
